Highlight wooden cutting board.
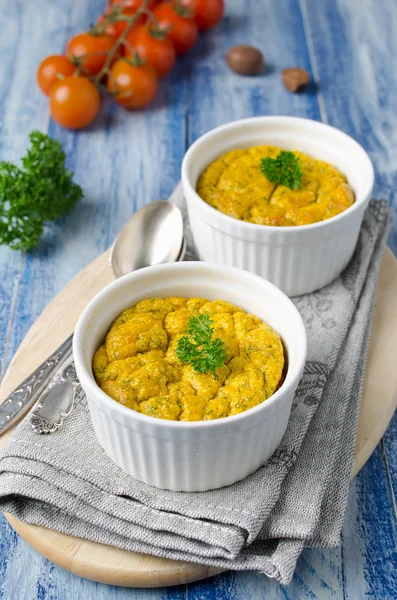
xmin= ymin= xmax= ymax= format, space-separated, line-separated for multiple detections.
xmin=0 ymin=249 xmax=396 ymax=588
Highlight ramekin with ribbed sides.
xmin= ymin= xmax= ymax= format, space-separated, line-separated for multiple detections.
xmin=181 ymin=116 xmax=374 ymax=296
xmin=73 ymin=262 xmax=307 ymax=492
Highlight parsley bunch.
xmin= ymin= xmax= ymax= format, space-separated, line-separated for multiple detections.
xmin=176 ymin=314 xmax=227 ymax=374
xmin=0 ymin=131 xmax=83 ymax=251
xmin=261 ymin=150 xmax=303 ymax=190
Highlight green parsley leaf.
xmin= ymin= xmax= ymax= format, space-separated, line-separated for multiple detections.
xmin=176 ymin=314 xmax=227 ymax=374
xmin=260 ymin=150 xmax=303 ymax=190
xmin=0 ymin=131 xmax=83 ymax=251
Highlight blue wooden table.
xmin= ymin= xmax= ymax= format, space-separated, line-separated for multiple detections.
xmin=1 ymin=0 xmax=397 ymax=598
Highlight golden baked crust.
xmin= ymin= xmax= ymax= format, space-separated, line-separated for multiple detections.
xmin=92 ymin=297 xmax=284 ymax=421
xmin=196 ymin=146 xmax=354 ymax=226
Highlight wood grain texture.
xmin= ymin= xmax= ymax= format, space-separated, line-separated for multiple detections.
xmin=342 ymin=445 xmax=397 ymax=600
xmin=353 ymin=250 xmax=397 ymax=476
xmin=302 ymin=2 xmax=397 ymax=598
xmin=302 ymin=0 xmax=397 ymax=253
xmin=0 ymin=0 xmax=396 ymax=597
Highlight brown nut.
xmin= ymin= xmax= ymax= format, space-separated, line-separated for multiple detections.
xmin=281 ymin=67 xmax=310 ymax=92
xmin=226 ymin=45 xmax=264 ymax=75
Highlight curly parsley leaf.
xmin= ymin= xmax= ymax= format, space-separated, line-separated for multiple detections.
xmin=260 ymin=150 xmax=303 ymax=190
xmin=0 ymin=131 xmax=83 ymax=251
xmin=176 ymin=314 xmax=227 ymax=374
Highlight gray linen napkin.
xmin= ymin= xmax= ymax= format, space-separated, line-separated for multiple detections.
xmin=0 ymin=189 xmax=391 ymax=585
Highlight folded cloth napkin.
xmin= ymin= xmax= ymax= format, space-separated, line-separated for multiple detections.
xmin=0 ymin=189 xmax=391 ymax=585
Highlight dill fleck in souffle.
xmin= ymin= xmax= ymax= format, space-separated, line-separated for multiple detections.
xmin=196 ymin=146 xmax=355 ymax=226
xmin=92 ymin=297 xmax=285 ymax=422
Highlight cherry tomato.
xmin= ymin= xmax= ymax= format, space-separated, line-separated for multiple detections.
xmin=97 ymin=7 xmax=145 ymax=39
xmin=49 ymin=76 xmax=101 ymax=129
xmin=37 ymin=55 xmax=76 ymax=96
xmin=108 ymin=59 xmax=158 ymax=109
xmin=194 ymin=0 xmax=224 ymax=30
xmin=106 ymin=0 xmax=158 ymax=11
xmin=125 ymin=25 xmax=176 ymax=78
xmin=153 ymin=2 xmax=198 ymax=55
xmin=66 ymin=32 xmax=116 ymax=75
xmin=97 ymin=14 xmax=118 ymax=37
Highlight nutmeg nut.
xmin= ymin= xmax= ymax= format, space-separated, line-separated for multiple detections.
xmin=281 ymin=67 xmax=310 ymax=92
xmin=226 ymin=45 xmax=264 ymax=76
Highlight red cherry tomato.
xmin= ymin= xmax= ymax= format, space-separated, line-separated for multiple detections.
xmin=97 ymin=15 xmax=119 ymax=37
xmin=108 ymin=59 xmax=158 ymax=109
xmin=153 ymin=2 xmax=198 ymax=55
xmin=66 ymin=32 xmax=116 ymax=75
xmin=37 ymin=55 xmax=76 ymax=96
xmin=125 ymin=25 xmax=176 ymax=78
xmin=97 ymin=7 xmax=145 ymax=39
xmin=194 ymin=0 xmax=224 ymax=30
xmin=106 ymin=0 xmax=158 ymax=10
xmin=49 ymin=77 xmax=101 ymax=129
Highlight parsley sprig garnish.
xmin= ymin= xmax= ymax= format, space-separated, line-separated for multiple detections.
xmin=0 ymin=131 xmax=83 ymax=251
xmin=176 ymin=314 xmax=227 ymax=374
xmin=261 ymin=150 xmax=303 ymax=190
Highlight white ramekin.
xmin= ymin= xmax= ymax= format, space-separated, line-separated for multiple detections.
xmin=181 ymin=116 xmax=374 ymax=296
xmin=73 ymin=262 xmax=307 ymax=492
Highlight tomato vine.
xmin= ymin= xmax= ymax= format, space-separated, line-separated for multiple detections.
xmin=37 ymin=0 xmax=224 ymax=129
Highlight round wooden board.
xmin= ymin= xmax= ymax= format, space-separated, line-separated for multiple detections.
xmin=0 ymin=249 xmax=396 ymax=588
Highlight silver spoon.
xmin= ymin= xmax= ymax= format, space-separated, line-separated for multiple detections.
xmin=111 ymin=200 xmax=184 ymax=277
xmin=0 ymin=201 xmax=185 ymax=435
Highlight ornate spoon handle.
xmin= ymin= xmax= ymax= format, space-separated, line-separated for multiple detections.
xmin=29 ymin=359 xmax=83 ymax=434
xmin=0 ymin=334 xmax=73 ymax=436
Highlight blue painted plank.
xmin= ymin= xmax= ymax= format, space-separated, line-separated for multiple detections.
xmin=0 ymin=515 xmax=185 ymax=600
xmin=0 ymin=0 xmax=76 ymax=378
xmin=342 ymin=445 xmax=397 ymax=600
xmin=302 ymin=0 xmax=397 ymax=254
xmin=382 ymin=410 xmax=397 ymax=530
xmin=0 ymin=514 xmax=18 ymax=599
xmin=188 ymin=0 xmax=322 ymax=143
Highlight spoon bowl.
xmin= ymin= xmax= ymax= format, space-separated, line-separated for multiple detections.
xmin=110 ymin=201 xmax=184 ymax=278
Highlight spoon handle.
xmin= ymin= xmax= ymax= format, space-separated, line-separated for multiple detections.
xmin=29 ymin=353 xmax=83 ymax=435
xmin=0 ymin=334 xmax=73 ymax=436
